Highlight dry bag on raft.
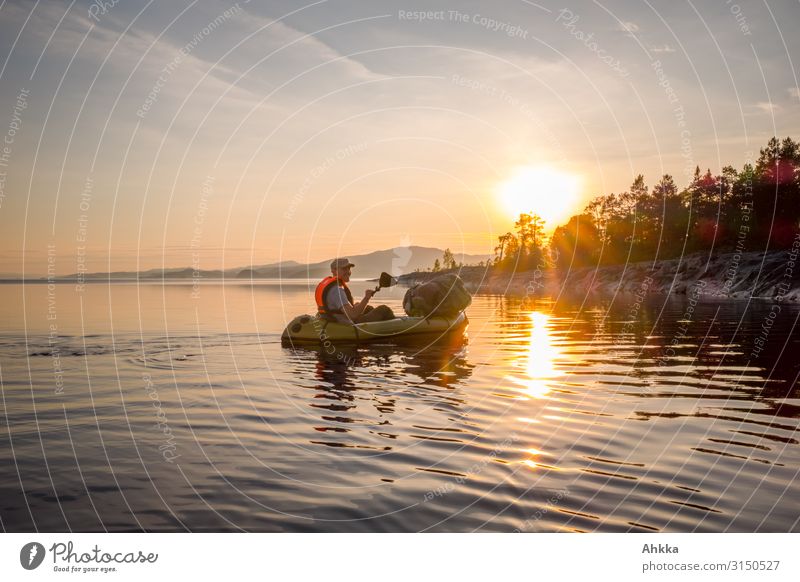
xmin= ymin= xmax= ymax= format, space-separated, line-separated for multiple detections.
xmin=402 ymin=274 xmax=472 ymax=317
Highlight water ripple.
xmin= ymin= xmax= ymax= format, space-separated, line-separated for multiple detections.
xmin=1 ymin=286 xmax=798 ymax=531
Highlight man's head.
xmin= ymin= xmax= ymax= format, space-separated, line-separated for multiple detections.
xmin=330 ymin=258 xmax=355 ymax=282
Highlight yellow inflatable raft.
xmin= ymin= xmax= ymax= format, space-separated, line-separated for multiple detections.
xmin=281 ymin=312 xmax=468 ymax=344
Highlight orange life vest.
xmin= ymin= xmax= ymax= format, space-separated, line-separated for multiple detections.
xmin=314 ymin=276 xmax=354 ymax=316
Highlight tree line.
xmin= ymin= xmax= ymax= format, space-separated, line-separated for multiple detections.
xmin=492 ymin=136 xmax=800 ymax=271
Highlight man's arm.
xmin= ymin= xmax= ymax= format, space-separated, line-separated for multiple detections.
xmin=341 ymin=289 xmax=374 ymax=320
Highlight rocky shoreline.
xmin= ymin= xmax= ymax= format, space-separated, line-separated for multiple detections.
xmin=397 ymin=248 xmax=800 ymax=302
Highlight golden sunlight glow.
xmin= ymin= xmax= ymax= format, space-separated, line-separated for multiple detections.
xmin=506 ymin=311 xmax=562 ymax=399
xmin=497 ymin=166 xmax=581 ymax=227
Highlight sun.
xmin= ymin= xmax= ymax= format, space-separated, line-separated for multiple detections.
xmin=497 ymin=166 xmax=581 ymax=228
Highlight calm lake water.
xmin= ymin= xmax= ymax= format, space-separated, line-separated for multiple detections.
xmin=1 ymin=280 xmax=798 ymax=532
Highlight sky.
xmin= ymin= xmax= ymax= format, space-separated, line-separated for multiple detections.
xmin=0 ymin=0 xmax=798 ymax=275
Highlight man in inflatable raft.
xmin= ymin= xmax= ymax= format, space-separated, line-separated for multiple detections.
xmin=315 ymin=258 xmax=395 ymax=324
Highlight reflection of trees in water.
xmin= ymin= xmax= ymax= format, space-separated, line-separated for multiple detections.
xmin=553 ymin=294 xmax=799 ymax=397
xmin=283 ymin=334 xmax=474 ymax=449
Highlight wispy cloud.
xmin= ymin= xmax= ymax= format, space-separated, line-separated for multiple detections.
xmin=244 ymin=17 xmax=383 ymax=82
xmin=10 ymin=1 xmax=383 ymax=105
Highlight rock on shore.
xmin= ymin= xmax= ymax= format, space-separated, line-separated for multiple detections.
xmin=397 ymin=249 xmax=800 ymax=302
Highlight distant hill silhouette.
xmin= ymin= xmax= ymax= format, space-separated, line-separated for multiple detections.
xmin=15 ymin=247 xmax=488 ymax=281
xmin=244 ymin=247 xmax=488 ymax=279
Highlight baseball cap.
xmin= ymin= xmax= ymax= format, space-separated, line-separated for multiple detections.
xmin=330 ymin=258 xmax=355 ymax=270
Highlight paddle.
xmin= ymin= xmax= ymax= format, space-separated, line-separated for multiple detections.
xmin=373 ymin=271 xmax=396 ymax=293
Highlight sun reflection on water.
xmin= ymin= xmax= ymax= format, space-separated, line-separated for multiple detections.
xmin=507 ymin=311 xmax=563 ymax=399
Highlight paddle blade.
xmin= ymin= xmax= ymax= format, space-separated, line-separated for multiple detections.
xmin=378 ymin=272 xmax=396 ymax=288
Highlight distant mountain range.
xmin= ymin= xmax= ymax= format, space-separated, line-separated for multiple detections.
xmin=8 ymin=247 xmax=490 ymax=281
